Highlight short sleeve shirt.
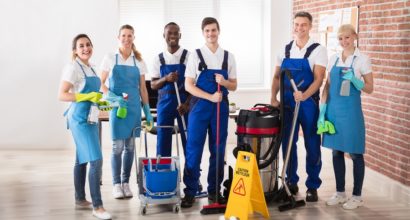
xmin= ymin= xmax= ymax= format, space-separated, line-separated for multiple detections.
xmin=151 ymin=47 xmax=190 ymax=79
xmin=100 ymin=50 xmax=148 ymax=77
xmin=61 ymin=58 xmax=98 ymax=93
xmin=327 ymin=48 xmax=372 ymax=79
xmin=185 ymin=45 xmax=237 ymax=82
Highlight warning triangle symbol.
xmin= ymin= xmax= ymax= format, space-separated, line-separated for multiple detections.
xmin=233 ymin=178 xmax=246 ymax=196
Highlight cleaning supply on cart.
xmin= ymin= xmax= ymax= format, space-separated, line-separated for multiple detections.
xmin=342 ymin=68 xmax=364 ymax=91
xmin=104 ymin=91 xmax=128 ymax=119
xmin=75 ymin=92 xmax=102 ymax=103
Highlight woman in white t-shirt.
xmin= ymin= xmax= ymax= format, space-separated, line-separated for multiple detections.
xmin=99 ymin=24 xmax=153 ymax=199
xmin=58 ymin=34 xmax=111 ymax=220
xmin=318 ymin=24 xmax=374 ymax=210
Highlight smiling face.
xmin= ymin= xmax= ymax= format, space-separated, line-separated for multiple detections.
xmin=164 ymin=24 xmax=181 ymax=48
xmin=338 ymin=30 xmax=357 ymax=50
xmin=118 ymin=28 xmax=135 ymax=49
xmin=293 ymin=16 xmax=312 ymax=40
xmin=202 ymin=23 xmax=219 ymax=44
xmin=74 ymin=37 xmax=93 ymax=62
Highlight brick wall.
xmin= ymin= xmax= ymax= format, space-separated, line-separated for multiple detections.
xmin=293 ymin=0 xmax=410 ymax=186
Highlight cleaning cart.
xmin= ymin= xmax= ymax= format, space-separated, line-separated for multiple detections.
xmin=133 ymin=125 xmax=181 ymax=215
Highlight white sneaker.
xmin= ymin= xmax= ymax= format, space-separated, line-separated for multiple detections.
xmin=326 ymin=193 xmax=348 ymax=206
xmin=343 ymin=197 xmax=364 ymax=210
xmin=92 ymin=209 xmax=112 ymax=220
xmin=122 ymin=183 xmax=133 ymax=198
xmin=112 ymin=183 xmax=124 ymax=199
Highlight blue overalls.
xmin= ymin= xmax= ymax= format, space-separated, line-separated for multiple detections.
xmin=281 ymin=41 xmax=322 ymax=189
xmin=323 ymin=56 xmax=365 ymax=154
xmin=183 ymin=49 xmax=229 ymax=196
xmin=66 ymin=60 xmax=102 ymax=164
xmin=156 ymin=49 xmax=188 ymax=156
xmin=109 ymin=54 xmax=141 ymax=140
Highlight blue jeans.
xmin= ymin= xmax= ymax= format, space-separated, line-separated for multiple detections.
xmin=332 ymin=150 xmax=365 ymax=196
xmin=111 ymin=137 xmax=135 ymax=184
xmin=74 ymin=158 xmax=103 ymax=208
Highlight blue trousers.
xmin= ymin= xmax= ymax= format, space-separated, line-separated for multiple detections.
xmin=183 ymin=98 xmax=228 ymax=196
xmin=281 ymin=99 xmax=322 ymax=189
xmin=332 ymin=150 xmax=365 ymax=196
xmin=74 ymin=157 xmax=103 ymax=208
xmin=111 ymin=137 xmax=135 ymax=184
xmin=156 ymin=93 xmax=188 ymax=157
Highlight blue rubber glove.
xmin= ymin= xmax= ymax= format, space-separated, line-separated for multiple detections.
xmin=317 ymin=103 xmax=327 ymax=128
xmin=342 ymin=69 xmax=364 ymax=91
xmin=142 ymin=103 xmax=153 ymax=129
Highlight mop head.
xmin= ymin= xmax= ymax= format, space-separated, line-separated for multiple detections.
xmin=278 ymin=196 xmax=306 ymax=212
xmin=200 ymin=203 xmax=226 ymax=215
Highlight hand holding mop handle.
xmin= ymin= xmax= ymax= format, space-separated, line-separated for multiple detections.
xmin=282 ymin=70 xmax=300 ymax=197
xmin=174 ymin=82 xmax=187 ymax=137
xmin=216 ymin=83 xmax=221 ymax=202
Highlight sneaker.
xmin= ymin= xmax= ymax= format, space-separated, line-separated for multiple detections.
xmin=288 ymin=184 xmax=299 ymax=195
xmin=181 ymin=195 xmax=195 ymax=208
xmin=122 ymin=183 xmax=133 ymax=198
xmin=92 ymin=208 xmax=111 ymax=220
xmin=75 ymin=200 xmax=92 ymax=209
xmin=326 ymin=193 xmax=348 ymax=206
xmin=343 ymin=197 xmax=363 ymax=210
xmin=208 ymin=192 xmax=227 ymax=204
xmin=306 ymin=188 xmax=318 ymax=202
xmin=112 ymin=183 xmax=124 ymax=199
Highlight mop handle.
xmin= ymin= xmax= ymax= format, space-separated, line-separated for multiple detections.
xmin=216 ymin=83 xmax=221 ymax=202
xmin=281 ymin=70 xmax=300 ymax=196
xmin=174 ymin=82 xmax=187 ymax=138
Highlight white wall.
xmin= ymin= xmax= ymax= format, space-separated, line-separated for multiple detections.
xmin=0 ymin=0 xmax=291 ymax=149
xmin=0 ymin=0 xmax=119 ymax=149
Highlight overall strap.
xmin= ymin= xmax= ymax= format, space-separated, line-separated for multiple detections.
xmin=350 ymin=56 xmax=357 ymax=68
xmin=115 ymin=54 xmax=118 ymax=65
xmin=76 ymin=60 xmax=97 ymax=77
xmin=196 ymin=49 xmax=207 ymax=71
xmin=304 ymin=43 xmax=320 ymax=59
xmin=180 ymin=49 xmax=188 ymax=64
xmin=158 ymin=52 xmax=166 ymax=66
xmin=285 ymin=40 xmax=294 ymax=58
xmin=132 ymin=55 xmax=137 ymax=67
xmin=222 ymin=50 xmax=228 ymax=71
xmin=334 ymin=57 xmax=340 ymax=66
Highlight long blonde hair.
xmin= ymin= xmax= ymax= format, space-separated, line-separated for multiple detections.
xmin=119 ymin=24 xmax=142 ymax=61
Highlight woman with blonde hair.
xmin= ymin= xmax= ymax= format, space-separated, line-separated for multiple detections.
xmin=100 ymin=25 xmax=153 ymax=199
xmin=318 ymin=24 xmax=374 ymax=210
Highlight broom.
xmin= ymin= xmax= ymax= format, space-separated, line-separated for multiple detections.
xmin=200 ymin=83 xmax=226 ymax=215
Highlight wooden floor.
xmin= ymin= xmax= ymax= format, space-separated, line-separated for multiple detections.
xmin=0 ymin=139 xmax=409 ymax=220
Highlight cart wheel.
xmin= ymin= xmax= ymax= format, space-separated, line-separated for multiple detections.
xmin=140 ymin=206 xmax=147 ymax=215
xmin=173 ymin=204 xmax=180 ymax=213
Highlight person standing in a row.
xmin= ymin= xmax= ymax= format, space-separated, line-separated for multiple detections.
xmin=100 ymin=24 xmax=153 ymax=200
xmin=59 ymin=34 xmax=111 ymax=220
xmin=182 ymin=17 xmax=237 ymax=208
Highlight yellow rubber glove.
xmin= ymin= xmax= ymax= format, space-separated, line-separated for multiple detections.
xmin=75 ymin=92 xmax=102 ymax=103
xmin=97 ymin=100 xmax=113 ymax=111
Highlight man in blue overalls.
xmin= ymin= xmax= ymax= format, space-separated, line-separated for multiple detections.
xmin=151 ymin=22 xmax=190 ymax=156
xmin=270 ymin=11 xmax=328 ymax=202
xmin=181 ymin=17 xmax=237 ymax=208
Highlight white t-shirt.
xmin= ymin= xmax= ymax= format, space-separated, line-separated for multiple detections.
xmin=61 ymin=58 xmax=98 ymax=93
xmin=100 ymin=50 xmax=148 ymax=77
xmin=151 ymin=47 xmax=190 ymax=79
xmin=327 ymin=48 xmax=372 ymax=79
xmin=185 ymin=45 xmax=237 ymax=82
xmin=276 ymin=38 xmax=328 ymax=70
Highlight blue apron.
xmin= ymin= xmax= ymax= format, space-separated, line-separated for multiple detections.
xmin=156 ymin=50 xmax=188 ymax=156
xmin=109 ymin=54 xmax=141 ymax=140
xmin=323 ymin=56 xmax=365 ymax=154
xmin=280 ymin=41 xmax=322 ymax=189
xmin=183 ymin=49 xmax=229 ymax=196
xmin=66 ymin=61 xmax=102 ymax=164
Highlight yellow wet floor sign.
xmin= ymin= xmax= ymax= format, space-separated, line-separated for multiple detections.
xmin=225 ymin=151 xmax=269 ymax=220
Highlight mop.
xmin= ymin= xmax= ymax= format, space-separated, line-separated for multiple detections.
xmin=174 ymin=82 xmax=207 ymax=198
xmin=277 ymin=69 xmax=306 ymax=212
xmin=200 ymin=84 xmax=227 ymax=215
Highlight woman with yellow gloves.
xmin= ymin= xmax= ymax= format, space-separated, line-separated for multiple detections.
xmin=100 ymin=24 xmax=153 ymax=199
xmin=58 ymin=34 xmax=111 ymax=220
